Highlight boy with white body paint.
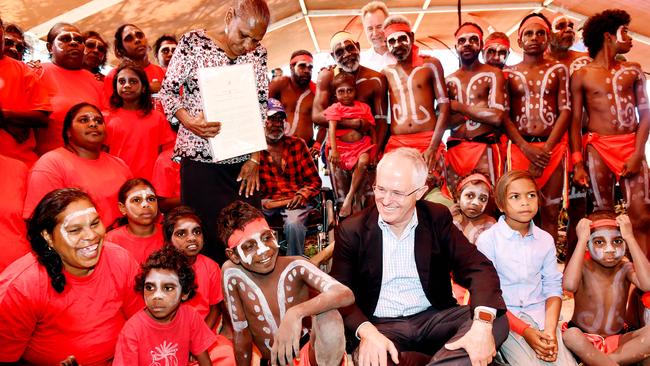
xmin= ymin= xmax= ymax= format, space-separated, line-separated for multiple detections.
xmin=114 ymin=246 xmax=216 ymax=366
xmin=106 ymin=178 xmax=164 ymax=263
xmin=445 ymin=22 xmax=507 ymax=193
xmin=562 ymin=212 xmax=650 ymax=365
xmin=217 ymin=201 xmax=354 ymax=366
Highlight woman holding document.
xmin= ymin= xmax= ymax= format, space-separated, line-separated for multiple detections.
xmin=159 ymin=0 xmax=270 ymax=264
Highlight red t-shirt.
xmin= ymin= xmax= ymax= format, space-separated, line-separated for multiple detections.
xmin=104 ymin=63 xmax=166 ymax=103
xmin=186 ymin=254 xmax=223 ymax=320
xmin=23 ymin=148 xmax=133 ymax=226
xmin=0 ymin=242 xmax=143 ymax=365
xmin=35 ymin=63 xmax=104 ymax=155
xmin=105 ymin=108 xmax=175 ymax=180
xmin=0 ymin=155 xmax=30 ymax=273
xmin=105 ymin=224 xmax=164 ymax=264
xmin=151 ymin=147 xmax=180 ymax=198
xmin=113 ymin=304 xmax=217 ymax=366
xmin=0 ymin=57 xmax=52 ymax=165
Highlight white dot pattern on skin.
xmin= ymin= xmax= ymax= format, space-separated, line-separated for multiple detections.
xmin=258 ymin=315 xmax=265 ymax=321
xmin=248 ymin=292 xmax=256 ymax=300
xmin=300 ymin=268 xmax=305 ymax=275
xmin=228 ymin=284 xmax=233 ymax=291
xmin=286 ymin=286 xmax=291 ymax=291
xmin=254 ymin=305 xmax=261 ymax=313
xmin=288 ymin=274 xmax=294 ymax=282
xmin=263 ymin=327 xmax=271 ymax=334
xmin=239 ymin=282 xmax=245 ymax=291
xmin=287 ymin=297 xmax=294 ymax=303
xmin=291 ymin=269 xmax=297 ymax=276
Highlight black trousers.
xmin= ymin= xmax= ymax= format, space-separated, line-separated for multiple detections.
xmin=181 ymin=158 xmax=261 ymax=264
xmin=358 ymin=306 xmax=509 ymax=366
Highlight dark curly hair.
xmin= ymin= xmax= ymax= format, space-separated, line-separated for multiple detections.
xmin=135 ymin=245 xmax=197 ymax=300
xmin=162 ymin=205 xmax=203 ymax=243
xmin=61 ymin=102 xmax=104 ymax=146
xmin=27 ymin=188 xmax=95 ymax=293
xmin=216 ymin=200 xmax=264 ymax=246
xmin=108 ymin=178 xmax=157 ymax=231
xmin=582 ymin=9 xmax=630 ymax=59
xmin=109 ymin=61 xmax=153 ymax=115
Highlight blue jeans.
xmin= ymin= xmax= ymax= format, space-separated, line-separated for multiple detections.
xmin=263 ymin=205 xmax=312 ymax=256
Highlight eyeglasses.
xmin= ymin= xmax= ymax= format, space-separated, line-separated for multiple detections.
xmin=84 ymin=39 xmax=107 ymax=53
xmin=373 ymin=185 xmax=423 ymax=201
xmin=4 ymin=38 xmax=25 ymax=53
xmin=159 ymin=46 xmax=176 ymax=54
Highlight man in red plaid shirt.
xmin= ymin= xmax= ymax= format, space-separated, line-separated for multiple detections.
xmin=259 ymin=98 xmax=322 ymax=256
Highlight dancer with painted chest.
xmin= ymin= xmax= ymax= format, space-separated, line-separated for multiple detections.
xmin=569 ymin=9 xmax=650 ymax=255
xmin=504 ymin=13 xmax=571 ymax=245
xmin=269 ymin=50 xmax=317 ymax=145
xmin=381 ymin=16 xmax=450 ymax=173
xmin=313 ymin=31 xmax=388 ymax=212
xmin=217 ymin=201 xmax=354 ymax=366
xmin=562 ymin=212 xmax=650 ymax=365
xmin=445 ymin=22 xmax=507 ymax=192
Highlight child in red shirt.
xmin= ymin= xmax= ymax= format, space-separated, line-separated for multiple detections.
xmin=105 ymin=178 xmax=164 ymax=263
xmin=105 ymin=63 xmax=175 ymax=180
xmin=163 ymin=206 xmax=236 ymax=365
xmin=114 ymin=246 xmax=216 ymax=366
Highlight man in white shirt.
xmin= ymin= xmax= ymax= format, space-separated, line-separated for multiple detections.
xmin=331 ymin=147 xmax=509 ymax=366
xmin=360 ymin=1 xmax=396 ymax=72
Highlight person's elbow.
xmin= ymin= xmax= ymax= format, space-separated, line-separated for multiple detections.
xmin=335 ymin=284 xmax=355 ymax=307
xmin=562 ymin=277 xmax=579 ymax=293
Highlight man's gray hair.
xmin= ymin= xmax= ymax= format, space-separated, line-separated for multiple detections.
xmin=361 ymin=1 xmax=389 ymax=18
xmin=382 ymin=15 xmax=411 ymax=30
xmin=377 ymin=148 xmax=427 ymax=187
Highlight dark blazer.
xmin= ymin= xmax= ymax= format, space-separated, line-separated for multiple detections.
xmin=330 ymin=200 xmax=506 ymax=333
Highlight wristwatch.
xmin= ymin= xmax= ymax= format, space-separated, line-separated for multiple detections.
xmin=474 ymin=309 xmax=495 ymax=324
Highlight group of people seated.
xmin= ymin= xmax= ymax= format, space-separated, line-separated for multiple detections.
xmin=1 ymin=0 xmax=650 ymax=365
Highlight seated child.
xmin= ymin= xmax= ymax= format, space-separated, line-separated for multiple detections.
xmin=106 ymin=178 xmax=164 ymax=263
xmin=324 ymin=72 xmax=376 ymax=217
xmin=216 ymin=200 xmax=355 ymax=366
xmin=113 ymin=246 xmax=216 ymax=366
xmin=163 ymin=206 xmax=235 ymax=365
xmin=562 ymin=211 xmax=650 ymax=365
xmin=450 ymin=172 xmax=496 ymax=245
xmin=477 ymin=170 xmax=577 ymax=365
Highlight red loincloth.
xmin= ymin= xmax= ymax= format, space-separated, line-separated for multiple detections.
xmin=507 ymin=135 xmax=567 ymax=188
xmin=385 ymin=130 xmax=436 ymax=154
xmin=583 ymin=132 xmax=636 ymax=180
xmin=327 ymin=136 xmax=375 ymax=171
xmin=446 ymin=140 xmax=502 ymax=179
xmin=561 ymin=322 xmax=620 ymax=354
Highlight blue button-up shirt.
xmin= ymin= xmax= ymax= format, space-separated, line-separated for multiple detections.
xmin=476 ymin=216 xmax=563 ymax=329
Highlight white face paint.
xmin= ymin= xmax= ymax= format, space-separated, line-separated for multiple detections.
xmin=60 ymin=207 xmax=98 ymax=245
xmin=616 ymin=26 xmax=626 ymax=43
xmin=458 ymin=183 xmax=490 ymax=219
xmin=147 ymin=270 xmax=181 ymax=303
xmin=236 ymin=231 xmax=275 ymax=265
xmin=456 ymin=32 xmax=481 ymax=47
xmin=386 ymin=31 xmax=411 ymax=55
xmin=588 ymin=229 xmax=626 ymax=265
xmin=125 ymin=187 xmax=156 ymax=215
xmin=54 ymin=31 xmax=83 ymax=52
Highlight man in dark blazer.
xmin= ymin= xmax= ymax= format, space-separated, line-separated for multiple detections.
xmin=331 ymin=148 xmax=508 ymax=366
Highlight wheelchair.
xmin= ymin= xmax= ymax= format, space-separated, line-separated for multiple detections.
xmin=267 ymin=187 xmax=337 ymax=272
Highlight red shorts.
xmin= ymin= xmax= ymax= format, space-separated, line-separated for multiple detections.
xmin=561 ymin=322 xmax=621 ymax=354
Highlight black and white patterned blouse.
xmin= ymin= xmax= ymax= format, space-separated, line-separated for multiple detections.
xmin=159 ymin=29 xmax=268 ymax=164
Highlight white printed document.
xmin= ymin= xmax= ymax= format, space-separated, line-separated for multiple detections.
xmin=198 ymin=63 xmax=267 ymax=161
